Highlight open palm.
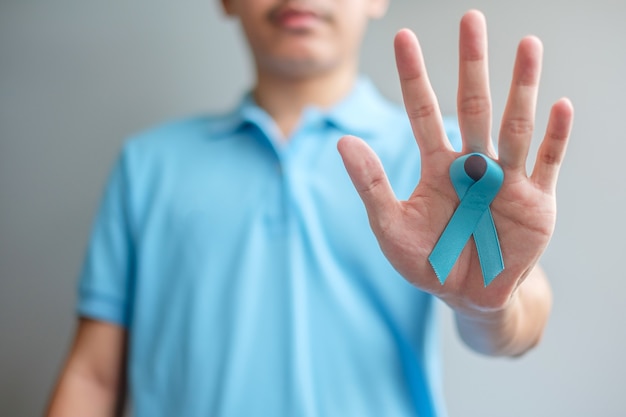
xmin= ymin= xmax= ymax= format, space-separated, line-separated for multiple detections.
xmin=338 ymin=10 xmax=573 ymax=315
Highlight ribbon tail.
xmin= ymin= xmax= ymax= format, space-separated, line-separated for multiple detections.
xmin=429 ymin=204 xmax=482 ymax=284
xmin=473 ymin=208 xmax=504 ymax=286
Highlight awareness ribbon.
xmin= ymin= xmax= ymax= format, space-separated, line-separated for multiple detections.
xmin=428 ymin=153 xmax=505 ymax=287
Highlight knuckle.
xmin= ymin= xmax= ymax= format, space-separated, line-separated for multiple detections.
xmin=547 ymin=130 xmax=567 ymax=142
xmin=540 ymin=149 xmax=562 ymax=166
xmin=359 ymin=175 xmax=385 ymax=195
xmin=400 ymin=72 xmax=423 ymax=83
xmin=407 ymin=103 xmax=436 ymax=120
xmin=502 ymin=118 xmax=534 ymax=137
xmin=459 ymin=95 xmax=491 ymax=117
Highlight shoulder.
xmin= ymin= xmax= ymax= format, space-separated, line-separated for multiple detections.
xmin=116 ymin=111 xmax=242 ymax=171
xmin=123 ymin=113 xmax=229 ymax=154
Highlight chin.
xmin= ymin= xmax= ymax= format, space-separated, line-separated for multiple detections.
xmin=272 ymin=58 xmax=340 ymax=79
xmin=259 ymin=50 xmax=341 ymax=79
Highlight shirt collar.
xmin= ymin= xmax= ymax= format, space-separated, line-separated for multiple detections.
xmin=211 ymin=76 xmax=394 ymax=138
xmin=324 ymin=76 xmax=394 ymax=137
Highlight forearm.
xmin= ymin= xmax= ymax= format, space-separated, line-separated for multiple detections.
xmin=46 ymin=366 xmax=124 ymax=417
xmin=454 ymin=265 xmax=552 ymax=357
xmin=46 ymin=318 xmax=127 ymax=417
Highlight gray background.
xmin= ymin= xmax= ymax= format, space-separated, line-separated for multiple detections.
xmin=1 ymin=0 xmax=624 ymax=416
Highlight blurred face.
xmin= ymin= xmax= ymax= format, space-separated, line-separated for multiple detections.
xmin=222 ymin=0 xmax=388 ymax=79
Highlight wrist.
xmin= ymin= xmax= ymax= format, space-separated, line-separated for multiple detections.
xmin=452 ymin=291 xmax=525 ymax=356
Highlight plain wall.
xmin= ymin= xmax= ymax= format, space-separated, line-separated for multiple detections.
xmin=1 ymin=1 xmax=625 ymax=416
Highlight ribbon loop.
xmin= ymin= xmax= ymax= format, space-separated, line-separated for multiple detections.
xmin=428 ymin=153 xmax=504 ymax=287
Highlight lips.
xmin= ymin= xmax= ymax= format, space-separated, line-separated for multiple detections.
xmin=269 ymin=4 xmax=327 ymax=31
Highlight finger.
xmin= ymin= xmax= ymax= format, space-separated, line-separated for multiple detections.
xmin=498 ymin=36 xmax=543 ymax=173
xmin=531 ymin=98 xmax=574 ymax=192
xmin=337 ymin=135 xmax=398 ymax=227
xmin=457 ymin=10 xmax=493 ymax=154
xmin=394 ymin=29 xmax=451 ymax=157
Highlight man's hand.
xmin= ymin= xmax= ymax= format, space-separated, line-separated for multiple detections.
xmin=338 ymin=11 xmax=573 ymax=326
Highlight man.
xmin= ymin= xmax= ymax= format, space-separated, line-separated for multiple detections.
xmin=46 ymin=1 xmax=573 ymax=416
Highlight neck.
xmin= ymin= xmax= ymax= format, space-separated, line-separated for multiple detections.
xmin=253 ymin=63 xmax=357 ymax=139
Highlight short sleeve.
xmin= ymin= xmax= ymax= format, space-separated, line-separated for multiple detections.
xmin=77 ymin=149 xmax=135 ymax=328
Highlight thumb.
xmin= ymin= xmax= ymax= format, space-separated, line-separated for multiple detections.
xmin=337 ymin=135 xmax=398 ymax=226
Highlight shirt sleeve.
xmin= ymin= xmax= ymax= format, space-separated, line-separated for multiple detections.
xmin=76 ymin=148 xmax=135 ymax=328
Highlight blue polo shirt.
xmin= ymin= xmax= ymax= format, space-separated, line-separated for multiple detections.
xmin=77 ymin=78 xmax=461 ymax=417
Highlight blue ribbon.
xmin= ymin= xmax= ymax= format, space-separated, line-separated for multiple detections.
xmin=428 ymin=153 xmax=505 ymax=287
